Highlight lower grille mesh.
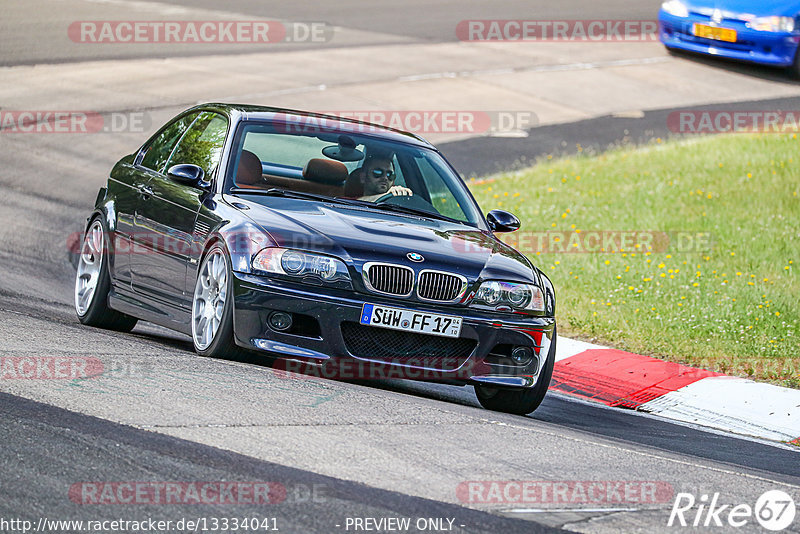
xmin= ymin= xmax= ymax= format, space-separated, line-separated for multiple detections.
xmin=340 ymin=322 xmax=476 ymax=370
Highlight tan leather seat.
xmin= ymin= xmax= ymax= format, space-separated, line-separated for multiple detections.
xmin=343 ymin=168 xmax=364 ymax=198
xmin=257 ymin=159 xmax=347 ymax=197
xmin=303 ymin=158 xmax=348 ymax=185
xmin=235 ymin=150 xmax=266 ymax=189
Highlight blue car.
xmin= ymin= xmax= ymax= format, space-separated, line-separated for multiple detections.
xmin=659 ymin=0 xmax=800 ymax=75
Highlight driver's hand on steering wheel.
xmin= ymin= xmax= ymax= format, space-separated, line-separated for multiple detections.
xmin=386 ymin=185 xmax=413 ymax=196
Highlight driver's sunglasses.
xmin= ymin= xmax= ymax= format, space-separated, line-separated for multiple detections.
xmin=370 ymin=168 xmax=395 ymax=179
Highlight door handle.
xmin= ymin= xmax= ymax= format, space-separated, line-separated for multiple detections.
xmin=139 ymin=185 xmax=154 ymax=198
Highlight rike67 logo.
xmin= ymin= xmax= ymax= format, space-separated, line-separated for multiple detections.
xmin=668 ymin=490 xmax=796 ymax=531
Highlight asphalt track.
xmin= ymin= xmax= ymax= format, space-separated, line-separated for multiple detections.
xmin=1 ymin=1 xmax=800 ymax=532
xmin=442 ymin=93 xmax=800 ymax=176
xmin=2 ymin=0 xmax=662 ymax=66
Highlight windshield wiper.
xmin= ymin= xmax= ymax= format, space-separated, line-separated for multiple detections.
xmin=231 ymin=187 xmax=358 ymax=206
xmin=231 ymin=187 xmax=468 ymax=225
xmin=366 ymin=202 xmax=462 ymax=224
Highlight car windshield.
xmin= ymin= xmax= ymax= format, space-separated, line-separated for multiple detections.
xmin=226 ymin=121 xmax=484 ymax=226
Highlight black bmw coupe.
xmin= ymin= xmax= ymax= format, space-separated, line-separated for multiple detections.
xmin=75 ymin=103 xmax=556 ymax=414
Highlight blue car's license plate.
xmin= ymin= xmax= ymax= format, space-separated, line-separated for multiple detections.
xmin=359 ymin=303 xmax=463 ymax=338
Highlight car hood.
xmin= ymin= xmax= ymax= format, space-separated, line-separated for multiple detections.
xmin=684 ymin=0 xmax=800 ymax=17
xmin=232 ymin=196 xmax=539 ymax=285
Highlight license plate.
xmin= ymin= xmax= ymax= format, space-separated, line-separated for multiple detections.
xmin=693 ymin=23 xmax=737 ymax=43
xmin=359 ymin=303 xmax=463 ymax=338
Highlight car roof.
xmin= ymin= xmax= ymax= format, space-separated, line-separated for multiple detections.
xmin=193 ymin=103 xmax=437 ymax=149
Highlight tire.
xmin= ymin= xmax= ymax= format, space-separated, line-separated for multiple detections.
xmin=191 ymin=243 xmax=245 ymax=360
xmin=787 ymin=48 xmax=800 ymax=80
xmin=475 ymin=326 xmax=557 ymax=415
xmin=74 ymin=217 xmax=138 ymax=332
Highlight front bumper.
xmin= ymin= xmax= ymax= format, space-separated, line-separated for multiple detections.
xmin=660 ymin=12 xmax=800 ymax=67
xmin=232 ymin=272 xmax=555 ymax=388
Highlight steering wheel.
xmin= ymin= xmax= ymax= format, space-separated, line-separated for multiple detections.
xmin=375 ymin=192 xmax=436 ymax=211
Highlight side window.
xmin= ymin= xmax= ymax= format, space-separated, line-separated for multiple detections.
xmin=139 ymin=113 xmax=198 ymax=172
xmin=166 ymin=112 xmax=228 ymax=178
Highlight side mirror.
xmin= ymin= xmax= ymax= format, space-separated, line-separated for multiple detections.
xmin=167 ymin=164 xmax=210 ymax=190
xmin=486 ymin=209 xmax=521 ymax=233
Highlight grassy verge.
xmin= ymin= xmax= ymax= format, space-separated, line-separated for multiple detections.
xmin=468 ymin=134 xmax=799 ymax=387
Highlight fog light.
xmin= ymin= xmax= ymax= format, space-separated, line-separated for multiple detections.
xmin=268 ymin=312 xmax=293 ymax=332
xmin=511 ymin=346 xmax=534 ymax=366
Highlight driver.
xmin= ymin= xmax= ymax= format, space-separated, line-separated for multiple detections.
xmin=358 ymin=155 xmax=413 ymax=202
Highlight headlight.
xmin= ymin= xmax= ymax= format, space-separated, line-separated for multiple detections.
xmin=662 ymin=0 xmax=689 ymax=18
xmin=471 ymin=281 xmax=545 ymax=313
xmin=747 ymin=16 xmax=795 ymax=32
xmin=252 ymin=248 xmax=351 ymax=287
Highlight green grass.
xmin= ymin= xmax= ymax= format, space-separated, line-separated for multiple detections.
xmin=468 ymin=134 xmax=799 ymax=387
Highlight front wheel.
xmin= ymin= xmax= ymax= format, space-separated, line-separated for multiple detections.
xmin=788 ymin=48 xmax=800 ymax=79
xmin=475 ymin=327 xmax=557 ymax=415
xmin=191 ymin=243 xmax=244 ymax=360
xmin=74 ymin=217 xmax=138 ymax=332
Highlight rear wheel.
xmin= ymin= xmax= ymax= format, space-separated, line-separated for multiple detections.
xmin=475 ymin=327 xmax=557 ymax=415
xmin=74 ymin=217 xmax=138 ymax=331
xmin=191 ymin=243 xmax=244 ymax=360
